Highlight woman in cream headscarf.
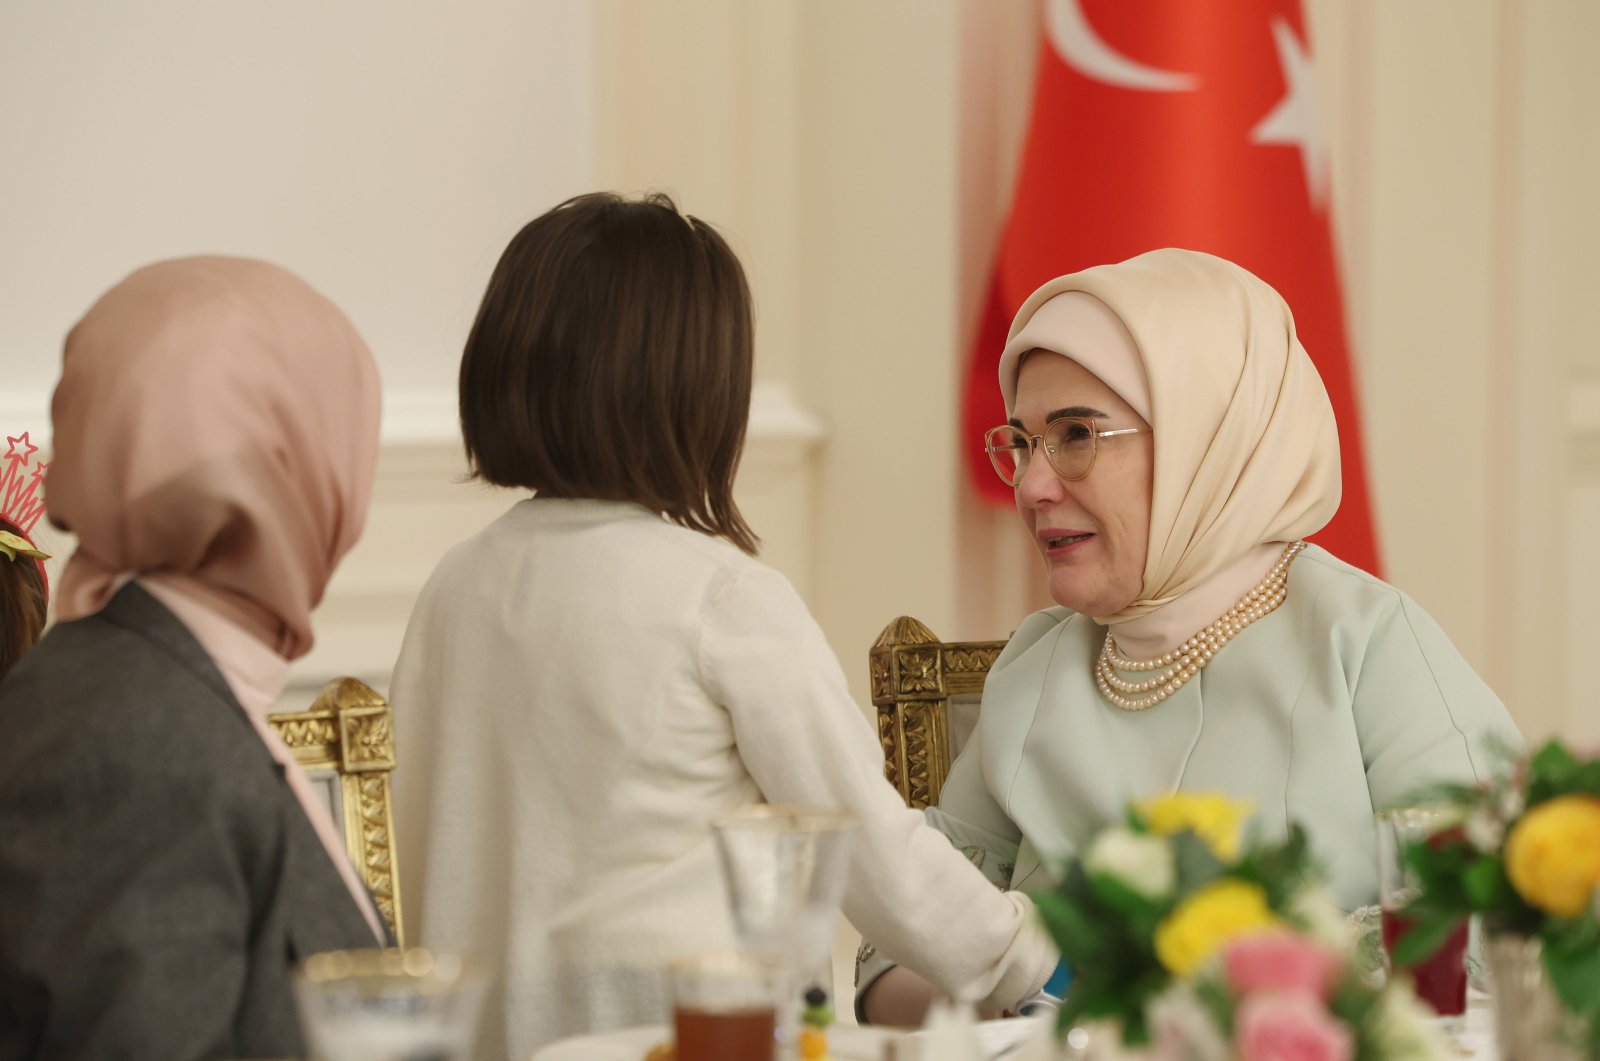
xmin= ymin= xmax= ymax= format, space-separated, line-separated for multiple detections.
xmin=0 ymin=257 xmax=386 ymax=1060
xmin=860 ymin=248 xmax=1520 ymax=1020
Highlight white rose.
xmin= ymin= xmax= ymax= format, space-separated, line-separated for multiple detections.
xmin=1497 ymin=783 xmax=1525 ymax=823
xmin=1287 ymin=886 xmax=1353 ymax=949
xmin=1085 ymin=828 xmax=1175 ymax=900
xmin=1367 ymin=983 xmax=1451 ymax=1060
xmin=1464 ymin=804 xmax=1505 ymax=853
xmin=1148 ymin=985 xmax=1230 ymax=1061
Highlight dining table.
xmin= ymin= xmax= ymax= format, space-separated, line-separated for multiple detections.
xmin=529 ymin=992 xmax=1500 ymax=1060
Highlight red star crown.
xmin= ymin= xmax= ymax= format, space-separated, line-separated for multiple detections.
xmin=1 ymin=431 xmax=47 ymax=536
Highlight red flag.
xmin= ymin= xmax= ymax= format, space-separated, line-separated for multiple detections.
xmin=963 ymin=0 xmax=1380 ymax=575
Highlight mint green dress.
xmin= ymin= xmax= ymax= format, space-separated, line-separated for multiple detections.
xmin=926 ymin=545 xmax=1523 ymax=910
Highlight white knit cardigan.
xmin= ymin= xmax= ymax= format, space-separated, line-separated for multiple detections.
xmin=390 ymin=498 xmax=1053 ymax=1058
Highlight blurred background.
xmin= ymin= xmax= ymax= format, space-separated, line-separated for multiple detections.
xmin=3 ymin=0 xmax=1596 ymax=753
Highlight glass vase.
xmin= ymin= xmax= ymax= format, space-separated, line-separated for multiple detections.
xmin=1484 ymin=932 xmax=1589 ymax=1061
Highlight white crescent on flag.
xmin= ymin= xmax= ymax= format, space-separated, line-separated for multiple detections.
xmin=1045 ymin=0 xmax=1198 ymax=92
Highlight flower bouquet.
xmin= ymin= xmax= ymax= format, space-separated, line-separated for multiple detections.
xmin=1392 ymin=739 xmax=1600 ymax=1058
xmin=1143 ymin=932 xmax=1445 ymax=1061
xmin=1035 ymin=793 xmax=1446 ymax=1059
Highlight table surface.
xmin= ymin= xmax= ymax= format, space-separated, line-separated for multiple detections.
xmin=532 ymin=1022 xmax=898 ymax=1061
xmin=532 ymin=997 xmax=1497 ymax=1060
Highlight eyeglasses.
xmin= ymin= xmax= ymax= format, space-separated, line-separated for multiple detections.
xmin=983 ymin=418 xmax=1146 ymax=486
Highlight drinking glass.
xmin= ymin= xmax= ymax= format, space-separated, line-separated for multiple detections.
xmin=710 ymin=805 xmax=857 ymax=1049
xmin=293 ymin=948 xmax=484 ymax=1061
xmin=670 ymin=950 xmax=786 ymax=1061
xmin=1376 ymin=808 xmax=1469 ymax=1033
xmin=710 ymin=805 xmax=858 ymax=974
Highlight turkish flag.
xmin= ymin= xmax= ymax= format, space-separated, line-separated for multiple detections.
xmin=964 ymin=0 xmax=1380 ymax=575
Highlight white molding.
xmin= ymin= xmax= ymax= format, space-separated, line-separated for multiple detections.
xmin=748 ymin=380 xmax=828 ymax=446
xmin=380 ymin=390 xmax=461 ymax=446
xmin=0 ymin=379 xmax=827 ymax=451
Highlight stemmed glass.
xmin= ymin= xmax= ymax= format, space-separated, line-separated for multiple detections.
xmin=710 ymin=806 xmax=858 ymax=1050
xmin=1376 ymin=808 xmax=1470 ymax=1036
xmin=292 ymin=948 xmax=485 ymax=1061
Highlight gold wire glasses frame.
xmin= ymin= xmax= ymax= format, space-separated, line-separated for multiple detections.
xmin=983 ymin=418 xmax=1147 ymax=486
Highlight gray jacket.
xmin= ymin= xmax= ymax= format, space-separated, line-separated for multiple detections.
xmin=0 ymin=584 xmax=384 ymax=1059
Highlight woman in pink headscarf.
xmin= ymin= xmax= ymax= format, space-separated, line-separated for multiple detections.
xmin=0 ymin=257 xmax=386 ymax=1061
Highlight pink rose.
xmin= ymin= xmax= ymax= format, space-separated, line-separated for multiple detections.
xmin=1235 ymin=992 xmax=1354 ymax=1061
xmin=1223 ymin=932 xmax=1344 ymax=1001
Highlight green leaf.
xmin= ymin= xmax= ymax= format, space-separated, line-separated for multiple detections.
xmin=1238 ymin=824 xmax=1323 ymax=907
xmin=1390 ymin=914 xmax=1466 ymax=968
xmin=1328 ymin=972 xmax=1378 ymax=1027
xmin=1087 ymin=872 xmax=1165 ymax=938
xmin=1193 ymin=974 xmax=1237 ymax=1036
xmin=1461 ymin=856 xmax=1517 ymax=912
xmin=1541 ymin=925 xmax=1600 ymax=1015
xmin=1170 ymin=831 xmax=1226 ymax=891
xmin=1572 ymin=761 xmax=1600 ymax=799
xmin=1391 ymin=779 xmax=1485 ymax=811
xmin=1035 ymin=891 xmax=1108 ymax=964
xmin=1527 ymin=741 xmax=1582 ymax=804
xmin=1058 ymin=960 xmax=1148 ymax=1039
xmin=1530 ymin=739 xmax=1579 ymax=777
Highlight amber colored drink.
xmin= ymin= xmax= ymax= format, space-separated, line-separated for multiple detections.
xmin=673 ymin=1005 xmax=776 ymax=1061
xmin=1381 ymin=910 xmax=1469 ymax=1017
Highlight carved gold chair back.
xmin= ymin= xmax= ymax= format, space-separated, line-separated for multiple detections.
xmin=869 ymin=617 xmax=1005 ymax=810
xmin=268 ymin=677 xmax=403 ymax=944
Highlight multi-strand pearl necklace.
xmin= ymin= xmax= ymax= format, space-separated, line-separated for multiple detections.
xmin=1094 ymin=540 xmax=1308 ymax=712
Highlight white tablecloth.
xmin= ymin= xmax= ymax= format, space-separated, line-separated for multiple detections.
xmin=531 ymin=1023 xmax=898 ymax=1061
xmin=531 ymin=999 xmax=1497 ymax=1060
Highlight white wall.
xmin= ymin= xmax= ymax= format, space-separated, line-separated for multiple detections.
xmin=0 ymin=0 xmax=594 ymax=435
xmin=1307 ymin=0 xmax=1600 ymax=744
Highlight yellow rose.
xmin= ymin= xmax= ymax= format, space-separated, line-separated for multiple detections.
xmin=1136 ymin=792 xmax=1254 ymax=861
xmin=1154 ymin=878 xmax=1280 ymax=976
xmin=1505 ymin=795 xmax=1600 ymax=918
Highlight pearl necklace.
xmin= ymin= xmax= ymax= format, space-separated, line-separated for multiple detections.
xmin=1094 ymin=541 xmax=1308 ymax=712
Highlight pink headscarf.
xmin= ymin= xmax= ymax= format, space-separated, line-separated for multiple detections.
xmin=49 ymin=256 xmax=379 ymax=656
xmin=48 ymin=256 xmax=385 ymax=938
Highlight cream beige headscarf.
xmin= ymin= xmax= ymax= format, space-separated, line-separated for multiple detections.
xmin=997 ymin=248 xmax=1341 ymax=642
xmin=49 ymin=256 xmax=385 ymax=939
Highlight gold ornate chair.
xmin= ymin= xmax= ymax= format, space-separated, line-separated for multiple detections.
xmin=869 ymin=617 xmax=1006 ymax=810
xmin=268 ymin=677 xmax=403 ymax=944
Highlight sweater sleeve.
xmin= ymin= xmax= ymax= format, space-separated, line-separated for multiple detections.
xmin=697 ymin=567 xmax=1056 ymax=1010
xmin=1352 ymin=589 xmax=1525 ymax=810
xmin=0 ymin=739 xmax=258 ymax=1060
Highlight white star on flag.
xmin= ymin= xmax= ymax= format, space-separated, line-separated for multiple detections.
xmin=1250 ymin=18 xmax=1329 ymax=210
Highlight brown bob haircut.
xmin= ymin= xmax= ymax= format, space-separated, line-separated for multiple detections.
xmin=460 ymin=191 xmax=759 ymax=554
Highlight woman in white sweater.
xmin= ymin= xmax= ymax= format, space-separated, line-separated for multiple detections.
xmin=390 ymin=192 xmax=1055 ymax=1058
